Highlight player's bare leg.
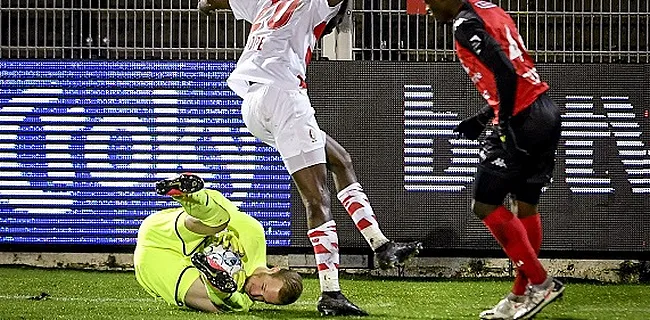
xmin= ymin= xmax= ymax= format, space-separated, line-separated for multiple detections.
xmin=325 ymin=134 xmax=422 ymax=269
xmin=292 ymin=163 xmax=368 ymax=316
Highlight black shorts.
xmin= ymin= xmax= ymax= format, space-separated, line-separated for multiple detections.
xmin=473 ymin=94 xmax=562 ymax=205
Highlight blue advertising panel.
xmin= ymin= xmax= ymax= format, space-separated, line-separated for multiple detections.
xmin=0 ymin=60 xmax=291 ymax=247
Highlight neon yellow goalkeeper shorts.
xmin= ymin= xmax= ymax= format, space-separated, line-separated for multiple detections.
xmin=134 ymin=208 xmax=211 ymax=307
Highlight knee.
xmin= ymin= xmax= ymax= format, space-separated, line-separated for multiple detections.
xmin=339 ymin=152 xmax=354 ymax=171
xmin=515 ymin=201 xmax=539 ymax=218
xmin=470 ymin=200 xmax=483 ymax=218
xmin=471 ymin=200 xmax=498 ymax=220
xmin=328 ymin=150 xmax=354 ymax=174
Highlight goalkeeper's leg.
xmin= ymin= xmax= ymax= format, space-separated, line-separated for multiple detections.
xmin=156 ymin=173 xmax=229 ymax=229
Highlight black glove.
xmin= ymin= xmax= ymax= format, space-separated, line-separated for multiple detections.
xmin=453 ymin=105 xmax=494 ymax=140
xmin=497 ymin=121 xmax=530 ymax=156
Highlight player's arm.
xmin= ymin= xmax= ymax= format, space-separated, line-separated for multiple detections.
xmin=221 ymin=292 xmax=254 ymax=311
xmin=454 ymin=18 xmax=517 ymax=127
xmin=185 ymin=277 xmax=252 ymax=312
xmin=197 ymin=0 xmax=231 ymax=15
xmin=453 ymin=104 xmax=494 ymax=140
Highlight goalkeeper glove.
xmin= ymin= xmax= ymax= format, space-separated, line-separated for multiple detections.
xmin=232 ymin=270 xmax=247 ymax=292
xmin=216 ymin=230 xmax=245 ymax=257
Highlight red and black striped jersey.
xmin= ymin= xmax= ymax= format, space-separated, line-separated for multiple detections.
xmin=453 ymin=0 xmax=549 ymax=122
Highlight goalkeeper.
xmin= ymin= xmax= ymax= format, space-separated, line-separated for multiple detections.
xmin=134 ymin=173 xmax=303 ymax=312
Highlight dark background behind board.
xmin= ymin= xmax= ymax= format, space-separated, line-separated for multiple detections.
xmin=0 ymin=61 xmax=647 ymax=258
xmin=296 ymin=61 xmax=650 ymax=256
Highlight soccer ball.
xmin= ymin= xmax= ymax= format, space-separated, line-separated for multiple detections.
xmin=202 ymin=244 xmax=243 ymax=275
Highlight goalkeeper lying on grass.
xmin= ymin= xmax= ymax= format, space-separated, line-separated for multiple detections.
xmin=134 ymin=173 xmax=303 ymax=312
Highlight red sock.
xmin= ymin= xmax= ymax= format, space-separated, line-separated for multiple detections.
xmin=512 ymin=214 xmax=543 ymax=295
xmin=482 ymin=206 xmax=546 ymax=285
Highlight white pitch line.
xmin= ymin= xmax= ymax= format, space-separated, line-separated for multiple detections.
xmin=0 ymin=295 xmax=155 ymax=303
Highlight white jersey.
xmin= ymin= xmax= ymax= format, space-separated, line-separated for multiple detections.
xmin=227 ymin=0 xmax=342 ymax=98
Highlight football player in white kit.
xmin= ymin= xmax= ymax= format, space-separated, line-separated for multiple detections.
xmin=197 ymin=0 xmax=422 ymax=316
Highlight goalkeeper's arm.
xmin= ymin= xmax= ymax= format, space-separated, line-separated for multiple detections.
xmin=184 ymin=276 xmax=252 ymax=313
xmin=221 ymin=292 xmax=254 ymax=312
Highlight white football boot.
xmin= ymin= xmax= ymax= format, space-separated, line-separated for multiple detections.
xmin=480 ymin=294 xmax=525 ymax=320
xmin=514 ymin=277 xmax=565 ymax=319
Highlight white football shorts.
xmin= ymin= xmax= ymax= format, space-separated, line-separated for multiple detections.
xmin=240 ymin=83 xmax=326 ymax=174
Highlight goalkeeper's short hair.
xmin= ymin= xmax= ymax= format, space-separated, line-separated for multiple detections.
xmin=273 ymin=269 xmax=303 ymax=305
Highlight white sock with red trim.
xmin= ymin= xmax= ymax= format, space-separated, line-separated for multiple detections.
xmin=307 ymin=220 xmax=340 ymax=292
xmin=337 ymin=183 xmax=389 ymax=250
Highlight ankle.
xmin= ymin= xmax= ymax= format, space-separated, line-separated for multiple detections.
xmin=531 ymin=276 xmax=552 ymax=288
xmin=373 ymin=239 xmax=392 ymax=252
xmin=507 ymin=292 xmax=526 ymax=302
xmin=322 ymin=291 xmax=343 ymax=299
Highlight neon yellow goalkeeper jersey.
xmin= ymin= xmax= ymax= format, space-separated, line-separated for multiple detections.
xmin=134 ymin=189 xmax=267 ymax=311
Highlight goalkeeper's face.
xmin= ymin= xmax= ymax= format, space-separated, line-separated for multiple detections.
xmin=244 ymin=271 xmax=284 ymax=305
xmin=244 ymin=267 xmax=303 ymax=305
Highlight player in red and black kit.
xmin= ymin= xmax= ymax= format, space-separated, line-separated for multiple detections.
xmin=424 ymin=1 xmax=564 ymax=319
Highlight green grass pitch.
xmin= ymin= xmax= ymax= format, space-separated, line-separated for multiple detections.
xmin=0 ymin=266 xmax=648 ymax=319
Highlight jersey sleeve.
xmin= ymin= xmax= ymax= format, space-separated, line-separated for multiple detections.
xmin=311 ymin=0 xmax=342 ymax=27
xmin=242 ymin=231 xmax=267 ymax=273
xmin=230 ymin=0 xmax=261 ymax=22
xmin=232 ymin=215 xmax=267 ymax=275
xmin=222 ymin=292 xmax=255 ymax=311
xmin=205 ymin=288 xmax=254 ymax=312
xmin=454 ymin=17 xmax=517 ymax=125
